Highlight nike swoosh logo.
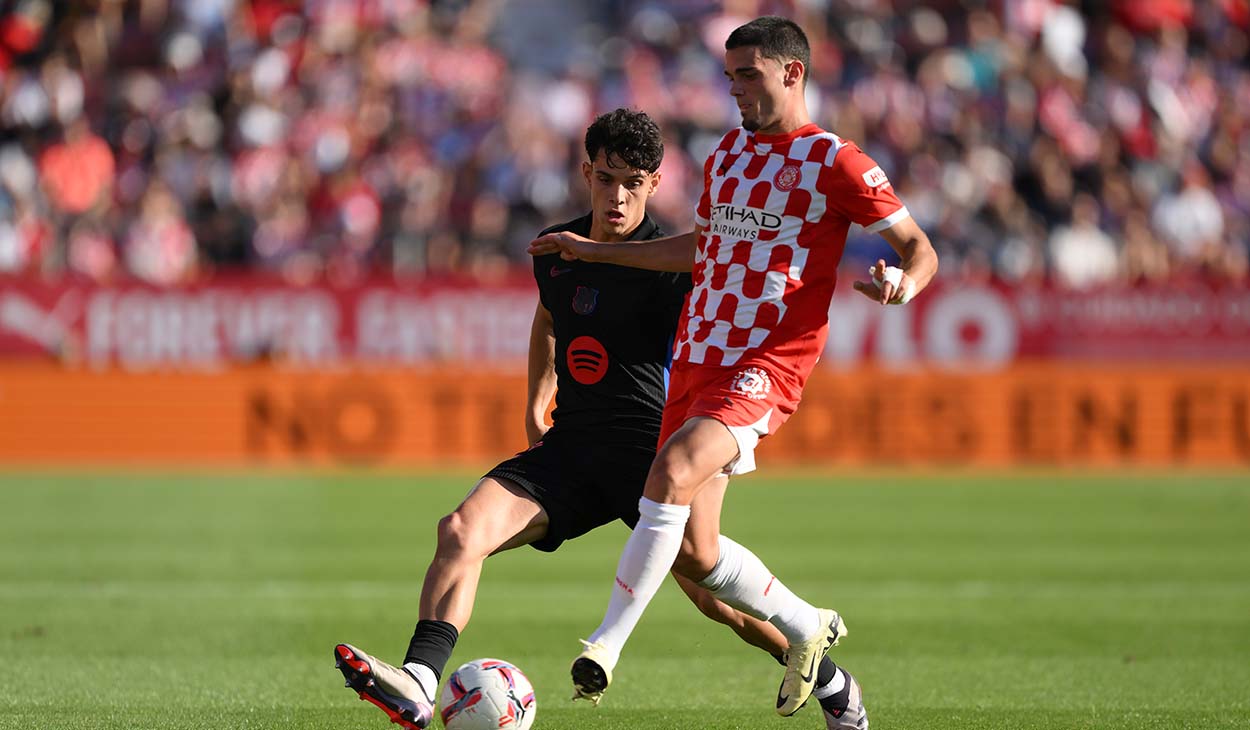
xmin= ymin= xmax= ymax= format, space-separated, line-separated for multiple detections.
xmin=550 ymin=265 xmax=573 ymax=277
xmin=775 ymin=652 xmax=817 ymax=711
xmin=799 ymin=652 xmax=817 ymax=684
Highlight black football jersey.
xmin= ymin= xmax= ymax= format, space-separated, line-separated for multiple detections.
xmin=533 ymin=213 xmax=692 ymax=444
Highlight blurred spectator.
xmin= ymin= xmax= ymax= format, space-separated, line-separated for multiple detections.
xmin=0 ymin=0 xmax=1246 ymax=285
xmin=1121 ymin=210 xmax=1170 ymax=284
xmin=39 ymin=118 xmax=114 ymax=216
xmin=0 ymin=0 xmax=50 ymax=73
xmin=1049 ymin=193 xmax=1118 ymax=288
xmin=1153 ymin=161 xmax=1226 ymax=270
xmin=66 ymin=217 xmax=117 ymax=280
xmin=123 ymin=181 xmax=196 ymax=285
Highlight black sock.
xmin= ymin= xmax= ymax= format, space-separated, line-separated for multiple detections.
xmin=404 ymin=619 xmax=459 ymax=679
xmin=816 ymin=658 xmax=849 ymax=714
xmin=816 ymin=656 xmax=837 ymax=688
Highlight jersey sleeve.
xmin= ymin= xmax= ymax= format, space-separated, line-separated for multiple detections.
xmin=823 ymin=143 xmax=910 ymax=233
xmin=694 ymin=149 xmax=717 ymax=228
xmin=532 ymin=254 xmax=552 ymax=311
xmin=658 ymin=272 xmax=692 ymax=311
xmin=654 ymin=272 xmax=692 ymax=343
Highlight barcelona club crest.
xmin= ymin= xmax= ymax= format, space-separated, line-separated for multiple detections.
xmin=572 ymin=286 xmax=599 ymax=315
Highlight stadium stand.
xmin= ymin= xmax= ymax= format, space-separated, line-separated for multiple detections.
xmin=0 ymin=0 xmax=1246 ymax=285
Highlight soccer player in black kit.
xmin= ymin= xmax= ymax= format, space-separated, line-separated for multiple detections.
xmin=333 ymin=109 xmax=863 ymax=730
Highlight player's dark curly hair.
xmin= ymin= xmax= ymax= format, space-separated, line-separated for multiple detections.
xmin=584 ymin=108 xmax=664 ymax=173
xmin=725 ymin=16 xmax=811 ymax=86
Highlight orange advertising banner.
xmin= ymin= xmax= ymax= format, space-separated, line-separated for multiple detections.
xmin=0 ymin=364 xmax=1247 ymax=467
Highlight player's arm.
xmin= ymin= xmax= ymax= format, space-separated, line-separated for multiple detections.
xmin=826 ymin=145 xmax=938 ymax=305
xmin=526 ymin=227 xmax=701 ymax=273
xmin=525 ymin=301 xmax=557 ymax=445
xmin=852 ymin=216 xmax=940 ymax=305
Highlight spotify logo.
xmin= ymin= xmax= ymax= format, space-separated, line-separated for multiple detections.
xmin=567 ymin=336 xmax=609 ymax=385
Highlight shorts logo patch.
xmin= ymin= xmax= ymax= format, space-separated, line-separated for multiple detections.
xmin=572 ymin=286 xmax=599 ymax=315
xmin=862 ymin=166 xmax=890 ymax=188
xmin=567 ymin=335 xmax=609 ymax=385
xmin=730 ymin=367 xmax=772 ymax=400
xmin=774 ymin=164 xmax=802 ymax=191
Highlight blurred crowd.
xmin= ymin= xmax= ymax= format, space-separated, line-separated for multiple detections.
xmin=0 ymin=0 xmax=1247 ymax=286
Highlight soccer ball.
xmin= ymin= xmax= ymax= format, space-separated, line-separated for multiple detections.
xmin=438 ymin=658 xmax=537 ymax=730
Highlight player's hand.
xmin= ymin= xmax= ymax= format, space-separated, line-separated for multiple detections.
xmin=852 ymin=259 xmax=915 ymax=305
xmin=527 ymin=231 xmax=599 ymax=262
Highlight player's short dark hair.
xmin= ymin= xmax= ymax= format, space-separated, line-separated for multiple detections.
xmin=725 ymin=16 xmax=811 ymax=85
xmin=584 ymin=108 xmax=664 ymax=174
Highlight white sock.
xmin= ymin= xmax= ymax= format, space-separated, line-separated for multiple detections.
xmin=402 ymin=661 xmax=438 ymax=701
xmin=586 ymin=497 xmax=691 ymax=667
xmin=814 ymin=667 xmax=847 ymax=699
xmin=696 ymin=535 xmax=821 ymax=644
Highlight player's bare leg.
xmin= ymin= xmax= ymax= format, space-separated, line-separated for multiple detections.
xmin=670 ymin=475 xmax=782 ymax=650
xmin=418 ymin=477 xmax=549 ymax=628
xmin=572 ymin=417 xmax=737 ymax=702
xmin=337 ymin=477 xmax=548 ymax=729
xmin=675 ymin=479 xmax=863 ymax=725
xmin=673 ymin=572 xmax=780 ymax=651
xmin=665 ymin=422 xmax=847 ymax=717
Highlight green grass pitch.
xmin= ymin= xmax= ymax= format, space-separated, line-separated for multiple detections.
xmin=1 ymin=470 xmax=1248 ymax=729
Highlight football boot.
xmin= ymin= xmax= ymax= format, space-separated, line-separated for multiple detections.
xmin=569 ymin=639 xmax=616 ymax=705
xmin=776 ymin=609 xmax=847 ymax=716
xmin=335 ymin=643 xmax=433 ymax=729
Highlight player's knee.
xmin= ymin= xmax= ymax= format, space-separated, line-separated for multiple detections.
xmin=435 ymin=510 xmax=485 ymax=559
xmin=644 ymin=451 xmax=698 ymax=502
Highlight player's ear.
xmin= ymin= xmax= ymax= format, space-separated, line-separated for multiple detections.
xmin=784 ymin=59 xmax=805 ymax=88
xmin=581 ymin=160 xmax=592 ymax=188
xmin=648 ymin=171 xmax=661 ymax=196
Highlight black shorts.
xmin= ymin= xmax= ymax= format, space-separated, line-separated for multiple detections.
xmin=484 ymin=428 xmax=656 ymax=552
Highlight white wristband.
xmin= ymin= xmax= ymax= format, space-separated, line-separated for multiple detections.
xmin=870 ymin=266 xmax=915 ymax=304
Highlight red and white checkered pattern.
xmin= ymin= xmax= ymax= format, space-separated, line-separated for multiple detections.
xmin=678 ymin=124 xmax=908 ymax=378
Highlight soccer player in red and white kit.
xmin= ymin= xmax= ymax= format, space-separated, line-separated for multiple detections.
xmin=530 ymin=16 xmax=938 ymax=720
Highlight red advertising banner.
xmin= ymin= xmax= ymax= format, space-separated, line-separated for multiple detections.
xmin=3 ymin=275 xmax=1249 ymax=368
xmin=0 ymin=274 xmax=537 ymax=368
xmin=824 ymin=278 xmax=1250 ymax=367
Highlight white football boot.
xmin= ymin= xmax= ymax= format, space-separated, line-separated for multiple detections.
xmin=776 ymin=608 xmax=847 ymax=716
xmin=569 ymin=639 xmax=616 ymax=705
xmin=335 ymin=643 xmax=434 ymax=729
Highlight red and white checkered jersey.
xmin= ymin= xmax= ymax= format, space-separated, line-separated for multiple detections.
xmin=678 ymin=123 xmax=909 ymax=379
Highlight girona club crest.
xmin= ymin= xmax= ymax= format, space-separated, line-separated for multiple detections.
xmin=730 ymin=367 xmax=772 ymax=400
xmin=773 ymin=164 xmax=802 ymax=191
